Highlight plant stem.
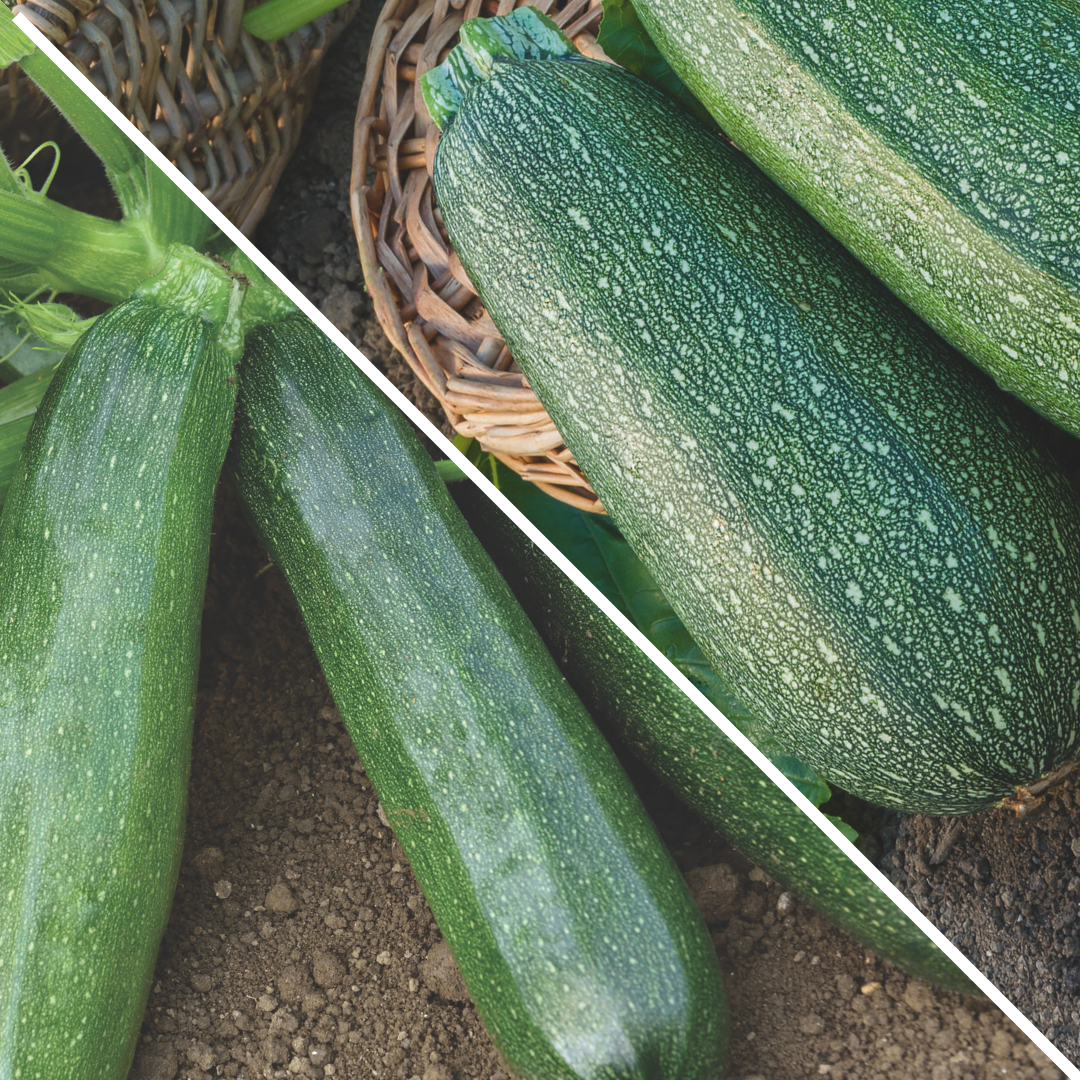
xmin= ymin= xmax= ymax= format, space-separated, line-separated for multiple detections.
xmin=0 ymin=191 xmax=165 ymax=302
xmin=0 ymin=6 xmax=209 ymax=259
xmin=242 ymin=0 xmax=350 ymax=41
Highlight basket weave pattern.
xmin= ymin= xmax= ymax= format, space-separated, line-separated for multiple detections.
xmin=351 ymin=0 xmax=607 ymax=512
xmin=3 ymin=0 xmax=361 ymax=233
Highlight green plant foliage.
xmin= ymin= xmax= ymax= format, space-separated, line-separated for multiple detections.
xmin=596 ymin=0 xmax=716 ymax=128
xmin=241 ymin=0 xmax=351 ymax=42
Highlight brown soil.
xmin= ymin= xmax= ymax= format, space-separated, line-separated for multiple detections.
xmin=249 ymin=6 xmax=1080 ymax=1072
xmin=883 ymin=779 xmax=1080 ymax=1065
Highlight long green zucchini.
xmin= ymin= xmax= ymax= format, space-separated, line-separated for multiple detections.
xmin=424 ymin=12 xmax=1080 ymax=816
xmin=628 ymin=0 xmax=1080 ymax=437
xmin=229 ymin=312 xmax=728 ymax=1080
xmin=451 ymin=472 xmax=978 ymax=995
xmin=0 ymin=246 xmax=245 ymax=1080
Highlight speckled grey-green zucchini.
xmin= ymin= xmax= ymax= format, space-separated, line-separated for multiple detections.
xmin=0 ymin=246 xmax=245 ymax=1080
xmin=425 ymin=15 xmax=1080 ymax=815
xmin=451 ymin=474 xmax=978 ymax=995
xmin=630 ymin=0 xmax=1080 ymax=437
xmin=229 ymin=311 xmax=728 ymax=1080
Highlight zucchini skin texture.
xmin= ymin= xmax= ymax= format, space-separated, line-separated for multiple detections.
xmin=452 ymin=479 xmax=977 ymax=995
xmin=433 ymin=57 xmax=1080 ymax=815
xmin=632 ymin=0 xmax=1080 ymax=436
xmin=0 ymin=251 xmax=243 ymax=1079
xmin=229 ymin=314 xmax=728 ymax=1080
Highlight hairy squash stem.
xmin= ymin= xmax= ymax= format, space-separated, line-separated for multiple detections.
xmin=0 ymin=5 xmax=210 ymax=300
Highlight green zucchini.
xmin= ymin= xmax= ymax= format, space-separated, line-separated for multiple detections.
xmin=0 ymin=246 xmax=245 ymax=1080
xmin=229 ymin=311 xmax=729 ymax=1080
xmin=451 ymin=471 xmax=978 ymax=995
xmin=425 ymin=14 xmax=1080 ymax=815
xmin=628 ymin=0 xmax=1080 ymax=437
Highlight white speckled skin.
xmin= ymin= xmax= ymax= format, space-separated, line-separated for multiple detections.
xmin=230 ymin=314 xmax=729 ymax=1080
xmin=434 ymin=57 xmax=1080 ymax=815
xmin=633 ymin=0 xmax=1080 ymax=436
xmin=456 ymin=479 xmax=976 ymax=993
xmin=0 ymin=252 xmax=242 ymax=1080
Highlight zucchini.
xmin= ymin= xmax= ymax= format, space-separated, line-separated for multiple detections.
xmin=629 ymin=0 xmax=1080 ymax=437
xmin=229 ymin=311 xmax=729 ymax=1080
xmin=0 ymin=246 xmax=245 ymax=1080
xmin=425 ymin=14 xmax=1080 ymax=815
xmin=451 ymin=471 xmax=978 ymax=995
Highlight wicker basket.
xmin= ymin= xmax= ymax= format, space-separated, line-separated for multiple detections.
xmin=350 ymin=0 xmax=608 ymax=512
xmin=2 ymin=0 xmax=361 ymax=234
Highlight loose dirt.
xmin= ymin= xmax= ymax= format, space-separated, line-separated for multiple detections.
xmin=884 ymin=778 xmax=1080 ymax=1067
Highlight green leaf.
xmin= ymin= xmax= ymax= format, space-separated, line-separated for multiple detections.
xmin=1 ymin=295 xmax=94 ymax=354
xmin=485 ymin=461 xmax=835 ymax=807
xmin=824 ymin=814 xmax=860 ymax=843
xmin=0 ymin=368 xmax=55 ymax=508
xmin=0 ymin=412 xmax=35 ymax=509
xmin=434 ymin=458 xmax=467 ymax=483
xmin=597 ymin=0 xmax=717 ymax=129
xmin=0 ymin=5 xmax=33 ymax=68
xmin=435 ymin=436 xmax=502 ymax=485
xmin=0 ymin=366 xmax=55 ymax=425
xmin=0 ymin=306 xmax=64 ymax=383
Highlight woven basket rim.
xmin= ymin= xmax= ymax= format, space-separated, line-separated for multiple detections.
xmin=5 ymin=0 xmax=360 ymax=233
xmin=350 ymin=0 xmax=609 ymax=513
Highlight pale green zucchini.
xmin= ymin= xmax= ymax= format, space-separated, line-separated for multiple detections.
xmin=630 ymin=0 xmax=1080 ymax=436
xmin=425 ymin=13 xmax=1080 ymax=815
xmin=229 ymin=311 xmax=728 ymax=1080
xmin=0 ymin=246 xmax=245 ymax=1080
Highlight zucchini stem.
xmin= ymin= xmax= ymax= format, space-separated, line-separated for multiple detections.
xmin=0 ymin=6 xmax=211 ymax=298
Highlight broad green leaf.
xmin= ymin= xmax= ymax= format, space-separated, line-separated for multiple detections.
xmin=0 ymin=305 xmax=67 ymax=383
xmin=0 ymin=368 xmax=54 ymax=507
xmin=0 ymin=5 xmax=32 ymax=68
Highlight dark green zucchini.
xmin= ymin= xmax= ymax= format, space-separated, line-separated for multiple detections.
xmin=229 ymin=312 xmax=728 ymax=1080
xmin=452 ymin=471 xmax=977 ymax=995
xmin=0 ymin=246 xmax=245 ymax=1079
xmin=630 ymin=0 xmax=1080 ymax=437
xmin=425 ymin=13 xmax=1080 ymax=815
